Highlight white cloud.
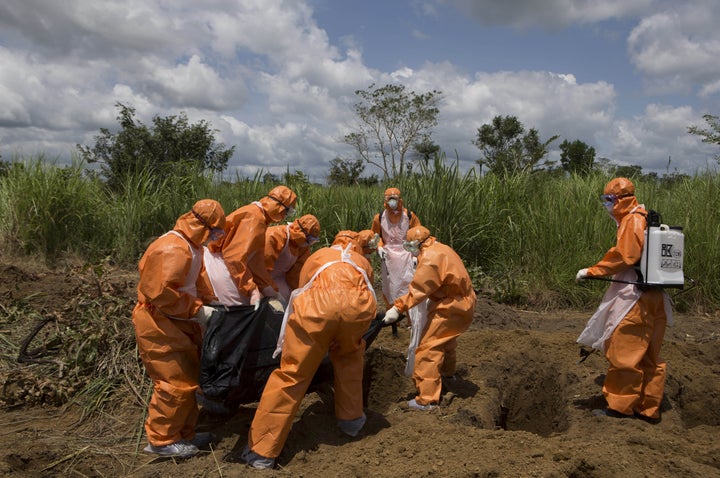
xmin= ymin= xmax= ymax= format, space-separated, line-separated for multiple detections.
xmin=382 ymin=62 xmax=714 ymax=176
xmin=401 ymin=65 xmax=616 ymax=169
xmin=699 ymin=80 xmax=720 ymax=98
xmin=140 ymin=55 xmax=249 ymax=110
xmin=438 ymin=0 xmax=654 ymax=29
xmin=628 ymin=1 xmax=720 ymax=96
xmin=390 ymin=67 xmax=415 ymax=83
xmin=220 ymin=114 xmax=345 ymax=181
xmin=0 ymin=49 xmax=34 ymax=127
xmin=201 ymin=0 xmax=374 ymax=92
xmin=412 ymin=29 xmax=431 ymax=40
xmin=254 ymin=73 xmax=345 ymax=128
xmin=607 ymin=104 xmax=714 ymax=172
xmin=0 ymin=1 xmax=179 ymax=59
xmin=0 ymin=83 xmax=29 ymax=127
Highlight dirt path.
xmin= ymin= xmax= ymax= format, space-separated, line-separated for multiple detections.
xmin=1 ymin=260 xmax=719 ymax=477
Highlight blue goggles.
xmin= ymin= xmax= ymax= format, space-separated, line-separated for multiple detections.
xmin=600 ymin=193 xmax=633 ymax=207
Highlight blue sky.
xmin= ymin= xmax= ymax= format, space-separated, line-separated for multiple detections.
xmin=0 ymin=0 xmax=718 ymax=181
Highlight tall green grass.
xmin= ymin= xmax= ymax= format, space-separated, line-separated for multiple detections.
xmin=399 ymin=157 xmax=489 ymax=258
xmin=0 ymin=157 xmax=111 ymax=262
xmin=1 ymin=156 xmax=717 ymax=310
xmin=662 ymin=172 xmax=720 ymax=310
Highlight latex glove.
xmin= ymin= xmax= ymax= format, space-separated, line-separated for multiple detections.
xmin=250 ymin=288 xmax=262 ymax=310
xmin=377 ymin=247 xmax=386 ymax=261
xmin=575 ymin=268 xmax=589 ymax=283
xmin=192 ymin=305 xmax=216 ymax=327
xmin=268 ymin=298 xmax=285 ymax=313
xmin=382 ymin=306 xmax=401 ymax=325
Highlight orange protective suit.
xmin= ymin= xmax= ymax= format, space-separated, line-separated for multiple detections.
xmin=393 ymin=226 xmax=476 ymax=406
xmin=247 ymin=230 xmax=377 ymax=459
xmin=584 ymin=178 xmax=669 ymax=420
xmin=371 ymin=187 xmax=422 ymax=307
xmin=264 ymin=214 xmax=320 ymax=301
xmin=221 ymin=185 xmax=297 ymax=299
xmin=132 ymin=199 xmax=225 ymax=446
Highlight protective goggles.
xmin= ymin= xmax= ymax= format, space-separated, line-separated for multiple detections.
xmin=298 ymin=222 xmax=319 ymax=245
xmin=599 ymin=193 xmax=633 ymax=208
xmin=208 ymin=228 xmax=225 ymax=242
xmin=268 ymin=195 xmax=296 ymax=216
xmin=192 ymin=209 xmax=225 ymax=241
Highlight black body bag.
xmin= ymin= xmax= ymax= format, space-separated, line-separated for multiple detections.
xmin=199 ymin=298 xmax=280 ymax=404
xmin=200 ymin=297 xmax=388 ymax=406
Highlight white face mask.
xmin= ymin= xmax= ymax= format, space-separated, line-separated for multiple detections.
xmin=387 ymin=198 xmax=399 ymax=210
xmin=604 ymin=203 xmax=620 ymax=226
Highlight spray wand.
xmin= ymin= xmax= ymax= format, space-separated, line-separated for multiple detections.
xmin=583 ymin=276 xmax=697 ymax=298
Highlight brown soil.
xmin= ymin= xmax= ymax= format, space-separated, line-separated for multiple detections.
xmin=1 ymin=258 xmax=719 ymax=477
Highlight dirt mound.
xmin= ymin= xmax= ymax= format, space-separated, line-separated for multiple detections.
xmin=1 ymin=259 xmax=719 ymax=477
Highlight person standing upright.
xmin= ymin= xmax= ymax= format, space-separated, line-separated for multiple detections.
xmin=371 ymin=187 xmax=423 ymax=332
xmin=576 ymin=177 xmax=672 ymax=423
xmin=133 ymin=199 xmax=226 ymax=458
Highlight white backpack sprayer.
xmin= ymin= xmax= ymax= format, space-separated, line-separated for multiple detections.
xmin=636 ymin=210 xmax=685 ymax=288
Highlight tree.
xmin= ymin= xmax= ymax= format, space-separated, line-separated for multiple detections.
xmin=559 ymin=139 xmax=596 ymax=175
xmin=413 ymin=139 xmax=441 ymax=168
xmin=688 ymin=114 xmax=720 ymax=161
xmin=262 ymin=172 xmax=280 ymax=183
xmin=282 ymin=169 xmax=312 ymax=187
xmin=611 ymin=164 xmax=643 ymax=178
xmin=473 ymin=115 xmax=558 ymax=176
xmin=327 ymin=157 xmax=365 ymax=186
xmin=357 ymin=174 xmax=380 ymax=187
xmin=77 ymin=103 xmax=235 ymax=190
xmin=344 ymin=83 xmax=441 ymax=179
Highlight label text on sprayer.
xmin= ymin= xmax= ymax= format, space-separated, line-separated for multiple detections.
xmin=660 ymin=243 xmax=682 ymax=270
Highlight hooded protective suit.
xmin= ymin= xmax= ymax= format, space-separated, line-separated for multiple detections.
xmin=132 ymin=199 xmax=225 ymax=447
xmin=221 ymin=186 xmax=297 ymax=299
xmin=392 ymin=226 xmax=476 ymax=406
xmin=371 ymin=187 xmax=422 ymax=307
xmin=578 ymin=177 xmax=670 ymax=420
xmin=264 ymin=214 xmax=320 ymax=301
xmin=247 ymin=230 xmax=377 ymax=459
